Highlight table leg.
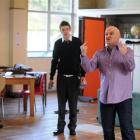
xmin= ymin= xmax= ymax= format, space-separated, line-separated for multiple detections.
xmin=30 ymin=78 xmax=35 ymax=116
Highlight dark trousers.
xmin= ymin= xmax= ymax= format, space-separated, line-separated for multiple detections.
xmin=100 ymin=99 xmax=135 ymax=140
xmin=56 ymin=74 xmax=80 ymax=131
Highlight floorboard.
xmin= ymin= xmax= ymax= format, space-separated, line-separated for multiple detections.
xmin=0 ymin=92 xmax=140 ymax=140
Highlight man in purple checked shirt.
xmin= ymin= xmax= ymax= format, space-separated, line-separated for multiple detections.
xmin=80 ymin=26 xmax=135 ymax=140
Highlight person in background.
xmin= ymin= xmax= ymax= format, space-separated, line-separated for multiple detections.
xmin=80 ymin=26 xmax=135 ymax=140
xmin=0 ymin=122 xmax=3 ymax=128
xmin=49 ymin=21 xmax=85 ymax=136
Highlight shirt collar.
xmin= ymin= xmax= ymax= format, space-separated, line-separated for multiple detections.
xmin=105 ymin=45 xmax=119 ymax=52
xmin=62 ymin=35 xmax=72 ymax=42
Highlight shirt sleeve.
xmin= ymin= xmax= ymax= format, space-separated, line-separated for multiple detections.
xmin=50 ymin=42 xmax=59 ymax=80
xmin=122 ymin=48 xmax=135 ymax=72
xmin=81 ymin=52 xmax=99 ymax=73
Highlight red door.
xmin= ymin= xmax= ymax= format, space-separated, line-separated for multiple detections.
xmin=79 ymin=17 xmax=105 ymax=99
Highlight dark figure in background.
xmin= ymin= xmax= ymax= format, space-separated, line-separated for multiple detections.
xmin=49 ymin=21 xmax=85 ymax=136
xmin=0 ymin=122 xmax=3 ymax=128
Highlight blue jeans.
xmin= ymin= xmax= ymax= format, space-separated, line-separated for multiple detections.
xmin=100 ymin=99 xmax=135 ymax=140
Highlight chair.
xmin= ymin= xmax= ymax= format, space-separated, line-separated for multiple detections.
xmin=18 ymin=72 xmax=47 ymax=114
xmin=0 ymin=77 xmax=6 ymax=118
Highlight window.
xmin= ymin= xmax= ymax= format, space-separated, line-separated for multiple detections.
xmin=27 ymin=0 xmax=78 ymax=57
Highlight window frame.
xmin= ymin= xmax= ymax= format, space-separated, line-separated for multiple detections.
xmin=27 ymin=0 xmax=77 ymax=58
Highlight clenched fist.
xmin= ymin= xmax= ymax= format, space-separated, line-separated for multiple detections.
xmin=80 ymin=43 xmax=87 ymax=56
xmin=117 ymin=39 xmax=128 ymax=55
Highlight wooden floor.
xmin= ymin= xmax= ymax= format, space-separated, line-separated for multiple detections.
xmin=0 ymin=92 xmax=140 ymax=140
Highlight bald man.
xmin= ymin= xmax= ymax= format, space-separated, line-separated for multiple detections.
xmin=80 ymin=26 xmax=135 ymax=140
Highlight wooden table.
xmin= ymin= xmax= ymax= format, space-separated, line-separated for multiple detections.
xmin=5 ymin=75 xmax=35 ymax=117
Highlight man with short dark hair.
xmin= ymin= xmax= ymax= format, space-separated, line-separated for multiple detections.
xmin=49 ymin=20 xmax=85 ymax=136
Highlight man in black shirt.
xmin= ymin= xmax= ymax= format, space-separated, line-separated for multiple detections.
xmin=49 ymin=21 xmax=85 ymax=136
xmin=0 ymin=123 xmax=3 ymax=128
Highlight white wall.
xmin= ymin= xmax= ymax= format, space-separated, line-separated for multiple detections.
xmin=9 ymin=9 xmax=27 ymax=65
xmin=0 ymin=0 xmax=10 ymax=66
xmin=132 ymin=45 xmax=140 ymax=93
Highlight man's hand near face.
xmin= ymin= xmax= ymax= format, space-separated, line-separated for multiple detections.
xmin=118 ymin=39 xmax=128 ymax=55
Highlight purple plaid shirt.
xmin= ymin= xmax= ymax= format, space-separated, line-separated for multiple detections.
xmin=81 ymin=46 xmax=135 ymax=104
